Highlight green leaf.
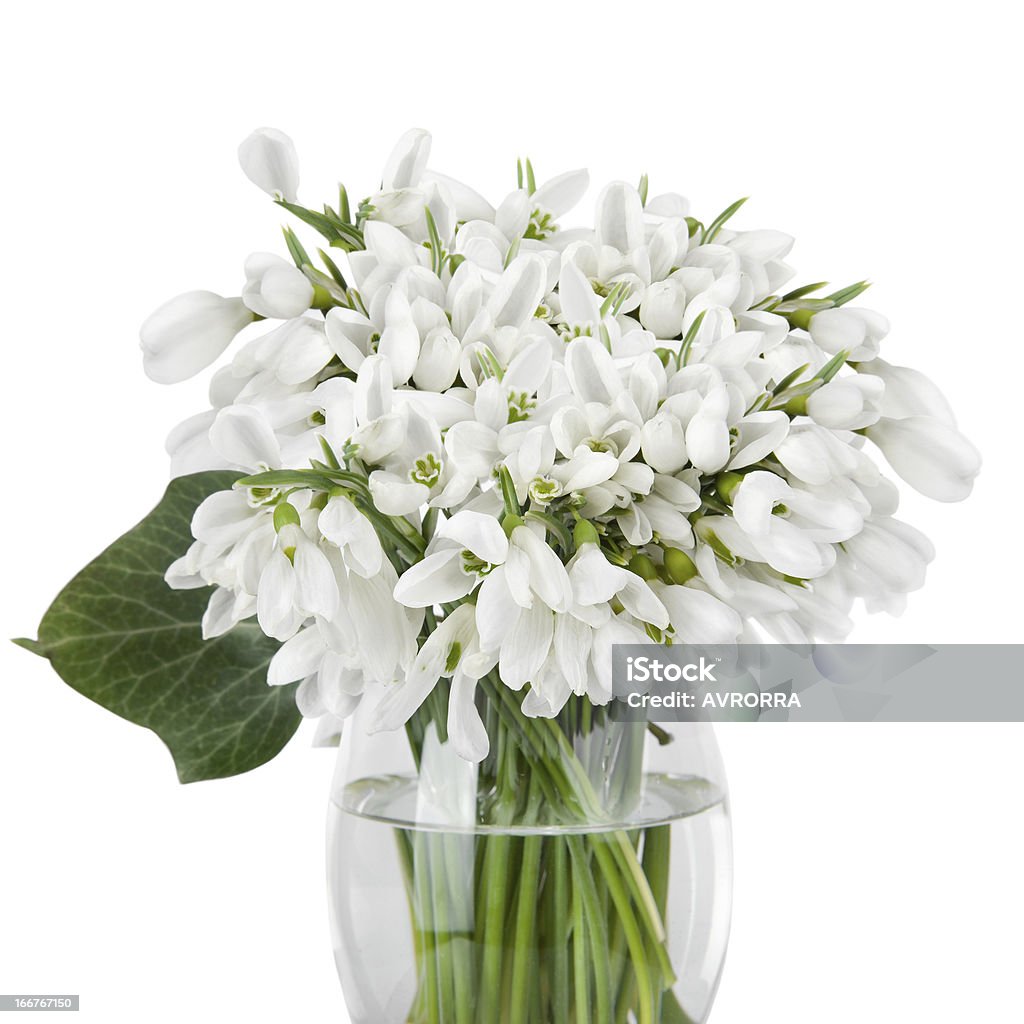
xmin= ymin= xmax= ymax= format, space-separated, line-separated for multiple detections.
xmin=17 ymin=472 xmax=299 ymax=783
xmin=702 ymin=196 xmax=748 ymax=243
xmin=282 ymin=226 xmax=311 ymax=270
xmin=781 ymin=281 xmax=830 ymax=302
xmin=826 ymin=279 xmax=871 ymax=306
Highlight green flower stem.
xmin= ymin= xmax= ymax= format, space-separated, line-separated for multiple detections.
xmin=572 ymin=868 xmax=591 ymax=1024
xmin=568 ymin=836 xmax=614 ymax=1022
xmin=430 ymin=837 xmax=458 ymax=1022
xmin=508 ymin=787 xmax=543 ymax=1024
xmin=477 ymin=834 xmax=512 ymax=1024
xmin=590 ymin=836 xmax=658 ymax=1024
xmin=551 ymin=839 xmax=571 ymax=1024
xmin=441 ymin=832 xmax=475 ymax=1024
xmin=412 ymin=830 xmax=442 ymax=1024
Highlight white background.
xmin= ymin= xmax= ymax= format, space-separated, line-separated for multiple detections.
xmin=2 ymin=2 xmax=1022 ymax=1021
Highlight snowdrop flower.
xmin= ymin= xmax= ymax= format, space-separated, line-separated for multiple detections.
xmin=140 ymin=291 xmax=254 ymax=384
xmin=267 ymin=622 xmax=364 ymax=721
xmin=237 ymin=127 xmax=300 ymax=202
xmin=808 ymin=307 xmax=889 ymax=360
xmin=866 ymin=416 xmax=981 ymax=501
xmin=242 ymin=253 xmax=314 ymax=319
xmin=318 ymin=494 xmax=383 ymax=578
xmin=806 ymin=374 xmax=884 ymax=430
xmin=394 ymin=510 xmax=510 ymax=607
xmin=856 ymin=357 xmax=958 ymax=424
xmin=370 ymin=604 xmax=492 ymax=761
xmin=257 ymin=514 xmax=339 ymax=642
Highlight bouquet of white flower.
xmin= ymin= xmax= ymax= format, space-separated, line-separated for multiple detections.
xmin=20 ymin=127 xmax=979 ymax=1024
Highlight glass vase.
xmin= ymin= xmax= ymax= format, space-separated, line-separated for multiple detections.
xmin=327 ymin=678 xmax=732 ymax=1024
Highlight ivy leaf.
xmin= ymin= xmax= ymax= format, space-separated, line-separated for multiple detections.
xmin=14 ymin=472 xmax=300 ymax=784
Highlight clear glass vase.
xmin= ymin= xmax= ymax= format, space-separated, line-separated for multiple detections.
xmin=327 ymin=680 xmax=732 ymax=1024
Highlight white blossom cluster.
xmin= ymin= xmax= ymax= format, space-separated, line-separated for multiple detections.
xmin=147 ymin=128 xmax=981 ymax=760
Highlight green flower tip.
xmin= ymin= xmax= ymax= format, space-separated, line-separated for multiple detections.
xmin=573 ymin=519 xmax=600 ymax=548
xmin=273 ymin=501 xmax=301 ymax=532
xmin=663 ymin=547 xmax=698 ymax=585
xmin=628 ymin=553 xmax=659 ymax=581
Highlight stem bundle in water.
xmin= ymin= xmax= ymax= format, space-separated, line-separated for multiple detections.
xmin=399 ymin=678 xmax=698 ymax=1024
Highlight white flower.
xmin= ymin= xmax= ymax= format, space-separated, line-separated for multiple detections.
xmin=237 ymin=127 xmax=300 ymax=202
xmin=856 ymin=358 xmax=957 ymax=424
xmin=656 ymin=583 xmax=743 ymax=645
xmin=257 ymin=521 xmax=339 ymax=641
xmin=140 ymin=291 xmax=253 ymax=384
xmin=242 ymin=253 xmax=314 ymax=319
xmin=806 ymin=374 xmax=884 ymax=430
xmin=369 ymin=603 xmax=491 ymax=761
xmin=318 ymin=494 xmax=383 ymax=578
xmin=808 ymin=307 xmax=889 ymax=360
xmin=866 ymin=416 xmax=981 ymax=502
xmin=381 ymin=128 xmax=431 ymax=191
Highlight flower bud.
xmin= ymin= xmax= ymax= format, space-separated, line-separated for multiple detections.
xmin=242 ymin=252 xmax=314 ymax=319
xmin=806 ymin=375 xmax=883 ymax=430
xmin=237 ymin=127 xmax=300 ymax=202
xmin=413 ymin=326 xmax=461 ymax=392
xmin=866 ymin=416 xmax=981 ymax=502
xmin=140 ymin=290 xmax=254 ymax=384
xmin=639 ymin=280 xmax=686 ymax=338
xmin=663 ymin=547 xmax=698 ymax=585
xmin=808 ymin=307 xmax=889 ymax=360
xmin=381 ymin=128 xmax=431 ymax=191
xmin=856 ymin=357 xmax=957 ymax=425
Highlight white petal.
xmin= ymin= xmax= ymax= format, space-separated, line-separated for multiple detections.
xmin=728 ymin=412 xmax=790 ymax=470
xmin=659 ymin=584 xmax=742 ymax=645
xmin=565 ymin=336 xmax=623 ymax=405
xmin=617 ymin=575 xmax=670 ymax=629
xmin=368 ymin=471 xmax=430 ymax=516
xmin=732 ymin=471 xmax=790 ymax=536
xmin=237 ymin=127 xmax=299 ymax=202
xmin=558 ymin=261 xmax=601 ymax=324
xmin=377 ymin=289 xmax=421 ymax=385
xmin=393 ymin=548 xmax=475 ymax=607
xmin=257 ymin=549 xmax=297 ymax=640
xmin=292 ymin=535 xmax=340 ymax=619
xmin=533 ymin=168 xmax=589 ymax=218
xmin=499 ymin=601 xmax=554 ymax=689
xmin=512 ymin=526 xmax=572 ymax=612
xmin=595 ymin=181 xmax=645 ymax=252
xmin=475 ymin=569 xmax=520 ymax=650
xmin=569 ymin=544 xmax=627 ymax=605
xmin=448 ymin=672 xmax=489 ymax=761
xmin=437 ymin=510 xmax=509 ymax=564
xmin=318 ymin=497 xmax=383 ymax=578
xmin=140 ymin=291 xmax=253 ymax=384
xmin=209 ymin=405 xmax=281 ymax=469
xmin=382 ymin=128 xmax=431 ymax=191
xmin=554 ymin=615 xmax=592 ymax=695
xmin=325 ymin=307 xmax=375 ymax=372
xmin=866 ymin=416 xmax=981 ymax=502
xmin=268 ymin=625 xmax=326 ymax=686
xmin=487 ymin=255 xmax=547 ymax=328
